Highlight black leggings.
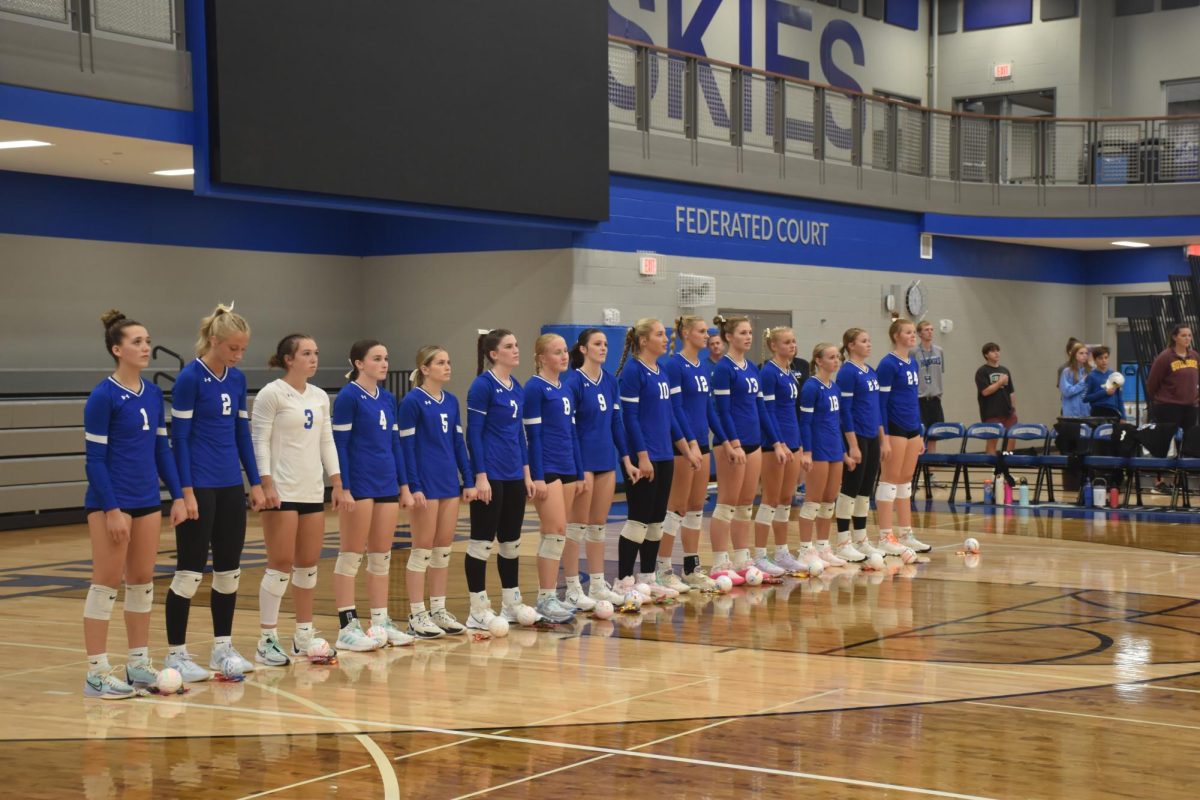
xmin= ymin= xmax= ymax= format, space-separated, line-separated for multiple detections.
xmin=621 ymin=459 xmax=674 ymax=577
xmin=1153 ymin=402 xmax=1198 ymax=430
xmin=166 ymin=485 xmax=247 ymax=645
xmin=466 ymin=478 xmax=528 ymax=592
xmin=841 ymin=434 xmax=881 ymax=499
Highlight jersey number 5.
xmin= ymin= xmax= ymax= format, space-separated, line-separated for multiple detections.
xmin=440 ymin=413 xmax=449 ymax=433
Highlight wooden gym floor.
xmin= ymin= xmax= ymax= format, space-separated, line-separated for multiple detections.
xmin=2 ymin=498 xmax=1199 ymax=798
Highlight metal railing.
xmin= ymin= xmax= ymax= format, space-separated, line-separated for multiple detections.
xmin=609 ymin=37 xmax=1200 ymax=187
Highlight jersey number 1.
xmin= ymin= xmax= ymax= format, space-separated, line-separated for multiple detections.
xmin=138 ymin=407 xmax=149 ymax=431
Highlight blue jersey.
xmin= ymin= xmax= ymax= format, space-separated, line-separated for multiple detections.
xmin=398 ymin=387 xmax=474 ymax=499
xmin=876 ymin=352 xmax=922 ymax=430
xmin=565 ymin=368 xmax=628 ymax=473
xmin=524 ymin=375 xmax=583 ymax=481
xmin=619 ymin=358 xmax=683 ymax=462
xmin=170 ymin=359 xmax=259 ymax=489
xmin=84 ymin=377 xmax=181 ymax=510
xmin=759 ymin=360 xmax=800 ymax=450
xmin=662 ymin=353 xmax=726 ymax=447
xmin=800 ymin=377 xmax=846 ymax=461
xmin=466 ymin=370 xmax=528 ymax=481
xmin=712 ymin=355 xmax=781 ymax=448
xmin=331 ymin=382 xmax=408 ymax=498
xmin=836 ymin=361 xmax=883 ymax=439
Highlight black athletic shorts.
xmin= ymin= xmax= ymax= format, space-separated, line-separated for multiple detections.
xmin=543 ymin=473 xmax=577 ymax=485
xmin=887 ymin=422 xmax=922 ymax=439
xmin=363 ymin=495 xmax=399 ymax=504
xmin=673 ymin=442 xmax=711 ymax=457
xmin=86 ymin=505 xmax=161 ymax=518
xmin=743 ymin=444 xmax=761 ymax=455
xmin=268 ymin=501 xmax=325 ymax=515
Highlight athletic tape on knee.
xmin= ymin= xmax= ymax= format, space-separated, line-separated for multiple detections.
xmin=407 ymin=548 xmax=432 ymax=573
xmin=662 ymin=511 xmax=683 ymax=536
xmin=261 ymin=569 xmax=290 ymax=597
xmin=585 ymin=524 xmax=607 ymax=542
xmin=875 ymin=482 xmax=898 ymax=503
xmin=818 ymin=502 xmax=836 ymax=519
xmin=754 ymin=505 xmax=775 ymax=526
xmin=365 ymin=551 xmax=391 ymax=576
xmin=537 ymin=534 xmax=566 ymax=559
xmin=84 ymin=584 xmax=118 ymax=620
xmin=291 ymin=565 xmax=318 ymax=589
xmin=835 ymin=494 xmax=854 ymax=519
xmin=566 ymin=522 xmax=587 ymax=543
xmin=683 ymin=510 xmax=703 ymax=530
xmin=620 ymin=520 xmax=648 ymax=544
xmin=712 ymin=503 xmax=734 ymax=522
xmin=429 ymin=546 xmax=452 ymax=569
xmin=733 ymin=504 xmax=754 ymax=522
xmin=799 ymin=501 xmax=820 ymax=520
xmin=895 ymin=482 xmax=912 ymax=500
xmin=853 ymin=496 xmax=871 ymax=517
xmin=497 ymin=540 xmax=520 ymax=560
xmin=169 ymin=570 xmax=203 ymax=599
xmin=644 ymin=523 xmax=663 ymax=542
xmin=123 ymin=582 xmax=154 ymax=614
xmin=334 ymin=551 xmax=363 ymax=578
xmin=211 ymin=569 xmax=240 ymax=595
xmin=774 ymin=505 xmax=791 ymax=524
xmin=467 ymin=539 xmax=494 ymax=561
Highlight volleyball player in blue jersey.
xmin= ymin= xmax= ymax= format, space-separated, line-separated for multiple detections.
xmin=331 ymin=340 xmax=413 ymax=653
xmin=756 ymin=327 xmax=807 ymax=576
xmin=523 ymin=334 xmax=586 ymax=623
xmin=165 ymin=304 xmax=266 ymax=682
xmin=399 ymin=346 xmax=477 ymax=638
xmin=659 ymin=316 xmax=722 ymax=592
xmin=875 ymin=319 xmax=928 ymax=556
xmin=464 ymin=330 xmax=540 ymax=629
xmin=563 ymin=329 xmax=635 ymax=607
xmin=796 ymin=343 xmax=849 ymax=569
xmin=835 ymin=328 xmax=889 ymax=563
xmin=82 ymin=311 xmax=187 ymax=698
xmin=710 ymin=315 xmax=791 ymax=581
xmin=615 ymin=318 xmax=701 ymax=602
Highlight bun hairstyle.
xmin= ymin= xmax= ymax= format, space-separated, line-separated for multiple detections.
xmin=673 ymin=315 xmax=705 ymax=355
xmin=810 ymin=342 xmax=837 ymax=375
xmin=476 ymin=328 xmax=514 ymax=375
xmin=712 ymin=314 xmax=750 ymax=345
xmin=412 ymin=345 xmax=445 ymax=388
xmin=100 ymin=309 xmax=142 ymax=362
xmin=887 ymin=317 xmax=913 ymax=345
xmin=268 ymin=333 xmax=310 ymax=370
xmin=196 ymin=302 xmax=250 ymax=357
xmin=346 ymin=338 xmax=383 ymax=381
xmin=569 ymin=328 xmax=603 ymax=370
xmin=616 ymin=317 xmax=659 ymax=376
xmin=840 ymin=327 xmax=867 ymax=360
xmin=761 ymin=326 xmax=793 ymax=363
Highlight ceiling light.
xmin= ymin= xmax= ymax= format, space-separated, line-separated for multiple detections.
xmin=0 ymin=140 xmax=52 ymax=150
xmin=1111 ymin=241 xmax=1150 ymax=248
xmin=152 ymin=168 xmax=194 ymax=176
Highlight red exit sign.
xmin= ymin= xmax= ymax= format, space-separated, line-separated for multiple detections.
xmin=994 ymin=63 xmax=1013 ymax=80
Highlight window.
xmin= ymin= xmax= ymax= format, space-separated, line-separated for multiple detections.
xmin=1165 ymin=79 xmax=1200 ymax=117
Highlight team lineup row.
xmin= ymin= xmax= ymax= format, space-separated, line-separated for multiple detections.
xmin=80 ymin=304 xmax=929 ymax=699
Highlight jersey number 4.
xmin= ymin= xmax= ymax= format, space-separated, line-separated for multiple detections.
xmin=379 ymin=410 xmax=388 ymax=430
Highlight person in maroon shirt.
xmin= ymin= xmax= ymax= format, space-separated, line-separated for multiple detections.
xmin=1146 ymin=325 xmax=1200 ymax=430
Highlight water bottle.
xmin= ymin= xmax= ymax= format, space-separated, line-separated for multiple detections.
xmin=1003 ymin=481 xmax=1013 ymax=505
xmin=1109 ymin=485 xmax=1120 ymax=508
xmin=1018 ymin=478 xmax=1030 ymax=506
xmin=983 ymin=479 xmax=994 ymax=505
xmin=1082 ymin=476 xmax=1092 ymax=507
xmin=1093 ymin=478 xmax=1107 ymax=508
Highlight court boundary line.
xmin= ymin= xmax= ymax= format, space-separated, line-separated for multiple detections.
xmin=966 ymin=700 xmax=1200 ymax=732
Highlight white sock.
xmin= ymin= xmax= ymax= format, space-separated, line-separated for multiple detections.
xmin=469 ymin=590 xmax=490 ymax=612
xmin=816 ymin=540 xmax=829 ymax=549
xmin=409 ymin=602 xmax=426 ymax=616
xmin=213 ymin=636 xmax=231 ymax=647
xmin=755 ymin=547 xmax=768 ymax=559
xmin=852 ymin=528 xmax=867 ymax=543
xmin=712 ymin=550 xmax=730 ymax=566
xmin=258 ymin=576 xmax=284 ymax=628
xmin=565 ymin=575 xmax=583 ymax=590
xmin=430 ymin=596 xmax=446 ymax=613
xmin=588 ymin=573 xmax=606 ymax=590
xmin=296 ymin=621 xmax=314 ymax=634
xmin=370 ymin=608 xmax=388 ymax=626
xmin=835 ymin=531 xmax=851 ymax=546
xmin=167 ymin=645 xmax=186 ymax=658
xmin=537 ymin=588 xmax=555 ymax=602
xmin=656 ymin=557 xmax=672 ymax=573
xmin=259 ymin=627 xmax=277 ymax=641
xmin=127 ymin=646 xmax=149 ymax=664
xmin=732 ymin=548 xmax=750 ymax=564
xmin=879 ymin=528 xmax=892 ymax=541
xmin=502 ymin=587 xmax=521 ymax=607
xmin=774 ymin=544 xmax=790 ymax=558
xmin=87 ymin=653 xmax=110 ymax=674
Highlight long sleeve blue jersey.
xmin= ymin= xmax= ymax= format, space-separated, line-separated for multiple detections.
xmin=875 ymin=352 xmax=922 ymax=431
xmin=799 ymin=376 xmax=846 ymax=461
xmin=565 ymin=368 xmax=628 ymax=473
xmin=836 ymin=361 xmax=883 ymax=439
xmin=466 ymin=370 xmax=528 ymax=481
xmin=170 ymin=359 xmax=260 ymax=489
xmin=84 ymin=377 xmax=182 ymax=510
xmin=331 ymin=382 xmax=408 ymax=498
xmin=524 ymin=375 xmax=584 ymax=481
xmin=759 ymin=360 xmax=800 ymax=450
xmin=712 ymin=355 xmax=782 ymax=448
xmin=398 ymin=387 xmax=474 ymax=499
xmin=619 ymin=358 xmax=683 ymax=462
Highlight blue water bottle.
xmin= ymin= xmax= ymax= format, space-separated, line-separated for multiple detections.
xmin=1081 ymin=476 xmax=1092 ymax=507
xmin=983 ymin=479 xmax=994 ymax=505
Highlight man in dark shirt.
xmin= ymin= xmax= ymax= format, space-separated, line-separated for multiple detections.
xmin=975 ymin=342 xmax=1016 ymax=455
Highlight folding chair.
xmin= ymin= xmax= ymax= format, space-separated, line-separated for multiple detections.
xmin=949 ymin=422 xmax=1004 ymax=504
xmin=1123 ymin=425 xmax=1179 ymax=508
xmin=1034 ymin=425 xmax=1087 ymax=504
xmin=1080 ymin=424 xmax=1127 ymax=506
xmin=913 ymin=422 xmax=965 ymax=498
xmin=1002 ymin=423 xmax=1050 ymax=503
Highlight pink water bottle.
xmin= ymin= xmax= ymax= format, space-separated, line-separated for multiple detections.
xmin=1109 ymin=486 xmax=1120 ymax=508
xmin=1003 ymin=481 xmax=1013 ymax=505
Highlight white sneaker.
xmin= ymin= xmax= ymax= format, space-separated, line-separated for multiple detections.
xmin=337 ymin=619 xmax=381 ymax=652
xmin=501 ymin=602 xmax=544 ymax=626
xmin=293 ymin=628 xmax=338 ymax=658
xmin=124 ymin=659 xmax=159 ymax=689
xmin=655 ymin=569 xmax=691 ymax=594
xmin=564 ymin=586 xmax=597 ymax=611
xmin=255 ymin=632 xmax=292 ymax=667
xmin=209 ymin=642 xmax=255 ymax=673
xmin=379 ymin=616 xmax=417 ymax=645
xmin=799 ymin=547 xmax=826 ymax=576
xmin=466 ymin=606 xmax=497 ymax=631
xmin=682 ymin=567 xmax=719 ymax=591
xmin=816 ymin=544 xmax=847 ymax=567
xmin=877 ymin=532 xmax=913 ymax=557
xmin=84 ymin=668 xmax=135 ymax=700
xmin=640 ymin=573 xmax=678 ymax=602
xmin=854 ymin=537 xmax=883 ymax=558
xmin=773 ymin=550 xmax=806 ymax=574
xmin=753 ymin=556 xmax=787 ymax=577
xmin=611 ymin=575 xmax=645 ymax=602
xmin=588 ymin=577 xmax=624 ymax=604
xmin=430 ymin=608 xmax=466 ymax=635
xmin=834 ymin=541 xmax=867 ymax=563
xmin=901 ymin=531 xmax=932 ymax=553
xmin=164 ymin=649 xmax=212 ymax=683
xmin=408 ymin=609 xmax=446 ymax=639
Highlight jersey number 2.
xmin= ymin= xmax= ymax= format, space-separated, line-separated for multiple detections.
xmin=220 ymin=393 xmax=231 ymax=416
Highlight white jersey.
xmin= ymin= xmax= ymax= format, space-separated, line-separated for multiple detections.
xmin=251 ymin=379 xmax=339 ymax=503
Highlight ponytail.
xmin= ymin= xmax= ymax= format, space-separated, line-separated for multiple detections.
xmin=615 ymin=327 xmax=637 ymax=377
xmin=195 ymin=302 xmax=250 ymax=357
xmin=616 ymin=318 xmax=658 ymax=376
xmin=268 ymin=333 xmax=309 ymax=371
xmin=569 ymin=328 xmax=602 ymax=371
xmin=346 ymin=339 xmax=383 ymax=381
xmin=413 ymin=345 xmax=444 ymax=388
xmin=476 ymin=328 xmax=513 ymax=376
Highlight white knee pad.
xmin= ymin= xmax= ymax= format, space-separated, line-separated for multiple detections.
xmin=467 ymin=539 xmax=494 ymax=560
xmin=662 ymin=511 xmax=683 ymax=536
xmin=620 ymin=520 xmax=648 ymax=544
xmin=733 ymin=504 xmax=754 ymax=522
xmin=683 ymin=510 xmax=703 ymax=530
xmin=835 ymin=494 xmax=854 ymax=519
xmin=537 ymin=534 xmax=566 ymax=559
xmin=799 ymin=501 xmax=820 ymax=520
xmin=366 ymin=551 xmax=391 ymax=576
xmin=853 ymin=496 xmax=872 ymax=517
xmin=585 ymin=524 xmax=607 ymax=542
xmin=774 ymin=504 xmax=792 ymax=523
xmin=429 ymin=546 xmax=452 ymax=569
xmin=875 ymin=481 xmax=898 ymax=503
xmin=123 ymin=582 xmax=154 ymax=614
xmin=712 ymin=503 xmax=735 ymax=522
xmin=262 ymin=568 xmax=290 ymax=597
xmin=497 ymin=540 xmax=521 ymax=559
xmin=566 ymin=522 xmax=587 ymax=542
xmin=407 ymin=548 xmax=432 ymax=573
xmin=895 ymin=482 xmax=912 ymax=500
xmin=291 ymin=565 xmax=318 ymax=589
xmin=644 ymin=523 xmax=663 ymax=542
xmin=84 ymin=584 xmax=118 ymax=620
xmin=169 ymin=570 xmax=203 ymax=599
xmin=754 ymin=505 xmax=775 ymax=525
xmin=211 ymin=569 xmax=240 ymax=595
xmin=334 ymin=551 xmax=363 ymax=577
xmin=818 ymin=502 xmax=836 ymax=519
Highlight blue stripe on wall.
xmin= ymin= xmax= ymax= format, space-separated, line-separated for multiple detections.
xmin=962 ymin=0 xmax=1033 ymax=30
xmin=1085 ymin=247 xmax=1189 ymax=286
xmin=924 ymin=212 xmax=1200 ymax=239
xmin=0 ymin=83 xmax=193 ymax=145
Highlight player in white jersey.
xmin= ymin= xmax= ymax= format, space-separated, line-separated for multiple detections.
xmin=251 ymin=335 xmax=347 ymax=666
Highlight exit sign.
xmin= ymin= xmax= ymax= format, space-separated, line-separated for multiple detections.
xmin=993 ymin=63 xmax=1013 ymax=80
xmin=639 ymin=255 xmax=658 ymax=276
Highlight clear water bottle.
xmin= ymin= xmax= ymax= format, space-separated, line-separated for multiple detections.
xmin=1018 ymin=478 xmax=1030 ymax=506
